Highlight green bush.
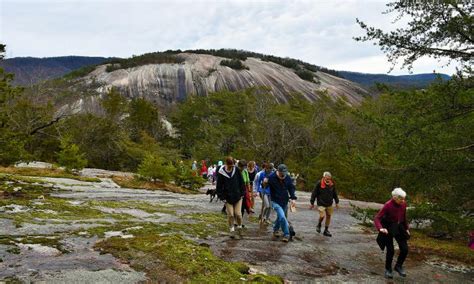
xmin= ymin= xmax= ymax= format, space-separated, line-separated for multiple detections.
xmin=175 ymin=162 xmax=205 ymax=190
xmin=138 ymin=154 xmax=176 ymax=183
xmin=295 ymin=69 xmax=316 ymax=82
xmin=57 ymin=136 xmax=88 ymax=172
xmin=408 ymin=202 xmax=474 ymax=237
xmin=0 ymin=136 xmax=27 ymax=166
xmin=350 ymin=203 xmax=378 ymax=226
xmin=220 ymin=59 xmax=249 ymax=70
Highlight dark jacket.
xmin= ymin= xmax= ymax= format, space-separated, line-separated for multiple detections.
xmin=216 ymin=166 xmax=245 ymax=204
xmin=310 ymin=181 xmax=339 ymax=207
xmin=267 ymin=172 xmax=297 ymax=207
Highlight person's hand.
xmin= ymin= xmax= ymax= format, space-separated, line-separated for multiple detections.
xmin=379 ymin=228 xmax=388 ymax=234
xmin=335 ymin=203 xmax=340 ymax=209
xmin=406 ymin=229 xmax=410 ymax=236
xmin=309 ymin=204 xmax=314 ymax=210
xmin=290 ymin=200 xmax=296 ymax=207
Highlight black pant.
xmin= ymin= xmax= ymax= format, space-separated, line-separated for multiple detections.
xmin=385 ymin=235 xmax=409 ymax=271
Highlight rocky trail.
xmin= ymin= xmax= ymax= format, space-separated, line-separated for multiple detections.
xmin=0 ymin=173 xmax=472 ymax=283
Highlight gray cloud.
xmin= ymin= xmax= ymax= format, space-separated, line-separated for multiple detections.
xmin=0 ymin=0 xmax=458 ymax=75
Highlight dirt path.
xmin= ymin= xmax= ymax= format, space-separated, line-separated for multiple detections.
xmin=199 ymin=183 xmax=473 ymax=283
xmin=0 ymin=177 xmax=472 ymax=283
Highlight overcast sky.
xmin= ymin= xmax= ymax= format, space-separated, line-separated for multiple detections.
xmin=0 ymin=0 xmax=458 ymax=75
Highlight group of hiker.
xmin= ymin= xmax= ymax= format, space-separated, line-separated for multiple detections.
xmin=198 ymin=157 xmax=411 ymax=279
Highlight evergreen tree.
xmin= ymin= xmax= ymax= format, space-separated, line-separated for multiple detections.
xmin=57 ymin=136 xmax=87 ymax=172
xmin=355 ymin=1 xmax=473 ymax=71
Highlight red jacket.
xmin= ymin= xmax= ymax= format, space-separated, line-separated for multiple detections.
xmin=374 ymin=199 xmax=409 ymax=231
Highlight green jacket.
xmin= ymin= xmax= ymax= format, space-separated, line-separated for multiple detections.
xmin=242 ymin=169 xmax=250 ymax=185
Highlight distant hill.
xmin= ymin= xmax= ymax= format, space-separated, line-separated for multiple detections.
xmin=0 ymin=51 xmax=451 ymax=90
xmin=0 ymin=56 xmax=110 ymax=85
xmin=339 ymin=71 xmax=451 ymax=89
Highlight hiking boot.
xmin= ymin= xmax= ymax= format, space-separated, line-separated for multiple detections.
xmin=316 ymin=225 xmax=321 ymax=233
xmin=236 ymin=226 xmax=243 ymax=239
xmin=384 ymin=270 xmax=393 ymax=279
xmin=323 ymin=229 xmax=332 ymax=237
xmin=282 ymin=236 xmax=289 ymax=243
xmin=272 ymin=231 xmax=281 ymax=241
xmin=394 ymin=265 xmax=406 ymax=277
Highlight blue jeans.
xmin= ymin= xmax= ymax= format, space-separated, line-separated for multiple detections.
xmin=272 ymin=202 xmax=289 ymax=237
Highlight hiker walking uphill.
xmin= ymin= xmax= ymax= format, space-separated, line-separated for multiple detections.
xmin=264 ymin=164 xmax=297 ymax=243
xmin=310 ymin=172 xmax=339 ymax=237
xmin=237 ymin=160 xmax=252 ymax=217
xmin=374 ymin=188 xmax=410 ymax=279
xmin=255 ymin=163 xmax=273 ymax=226
xmin=247 ymin=161 xmax=257 ymax=212
xmin=216 ymin=157 xmax=245 ymax=239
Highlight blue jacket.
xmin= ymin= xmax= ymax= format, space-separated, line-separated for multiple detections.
xmin=255 ymin=170 xmax=272 ymax=195
xmin=267 ymin=172 xmax=297 ymax=207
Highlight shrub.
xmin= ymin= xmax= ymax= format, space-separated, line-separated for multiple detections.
xmin=57 ymin=136 xmax=88 ymax=172
xmin=175 ymin=162 xmax=205 ymax=190
xmin=220 ymin=59 xmax=249 ymax=70
xmin=138 ymin=154 xmax=176 ymax=183
xmin=295 ymin=69 xmax=316 ymax=82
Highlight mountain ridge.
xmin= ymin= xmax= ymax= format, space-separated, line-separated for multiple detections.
xmin=0 ymin=51 xmax=450 ymax=88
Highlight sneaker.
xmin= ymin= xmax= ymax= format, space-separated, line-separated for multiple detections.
xmin=282 ymin=236 xmax=289 ymax=243
xmin=265 ymin=219 xmax=272 ymax=225
xmin=323 ymin=229 xmax=332 ymax=237
xmin=394 ymin=265 xmax=406 ymax=277
xmin=316 ymin=225 xmax=321 ymax=233
xmin=384 ymin=270 xmax=393 ymax=279
xmin=229 ymin=227 xmax=235 ymax=239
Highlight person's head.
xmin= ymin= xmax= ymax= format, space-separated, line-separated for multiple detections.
xmin=269 ymin=163 xmax=275 ymax=171
xmin=323 ymin=171 xmax=332 ymax=183
xmin=277 ymin=164 xmax=288 ymax=179
xmin=225 ymin=156 xmax=234 ymax=168
xmin=193 ymin=160 xmax=197 ymax=164
xmin=237 ymin=159 xmax=247 ymax=170
xmin=248 ymin=161 xmax=255 ymax=171
xmin=391 ymin=188 xmax=407 ymax=205
xmin=218 ymin=160 xmax=223 ymax=167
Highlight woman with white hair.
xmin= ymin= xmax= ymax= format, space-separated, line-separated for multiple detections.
xmin=374 ymin=188 xmax=410 ymax=279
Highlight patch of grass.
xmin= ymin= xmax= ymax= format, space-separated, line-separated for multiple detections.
xmin=182 ymin=212 xmax=228 ymax=233
xmin=95 ymin=224 xmax=282 ymax=283
xmin=88 ymin=200 xmax=177 ymax=215
xmin=0 ymin=166 xmax=100 ymax=182
xmin=6 ymin=246 xmax=21 ymax=254
xmin=112 ymin=176 xmax=198 ymax=195
xmin=0 ymin=235 xmax=69 ymax=253
xmin=77 ymin=221 xmax=139 ymax=238
xmin=1 ymin=276 xmax=22 ymax=284
xmin=410 ymin=230 xmax=474 ymax=265
xmin=4 ymin=197 xmax=133 ymax=227
xmin=0 ymin=175 xmax=53 ymax=203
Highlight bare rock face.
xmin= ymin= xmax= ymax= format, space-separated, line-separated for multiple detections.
xmin=83 ymin=53 xmax=368 ymax=109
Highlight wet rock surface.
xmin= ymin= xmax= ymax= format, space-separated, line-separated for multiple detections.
xmin=0 ymin=176 xmax=472 ymax=283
